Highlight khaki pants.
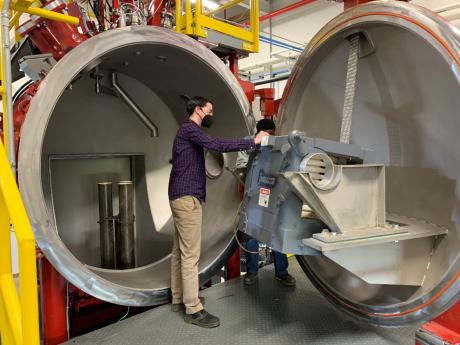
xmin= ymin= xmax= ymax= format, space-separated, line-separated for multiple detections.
xmin=170 ymin=195 xmax=204 ymax=314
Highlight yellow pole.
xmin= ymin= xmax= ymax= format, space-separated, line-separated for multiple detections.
xmin=12 ymin=4 xmax=79 ymax=25
xmin=0 ymin=192 xmax=22 ymax=345
xmin=250 ymin=0 xmax=259 ymax=52
xmin=8 ymin=9 xmax=20 ymax=28
xmin=0 ymin=26 xmax=8 ymax=155
xmin=18 ymin=236 xmax=39 ymax=345
xmin=195 ymin=0 xmax=202 ymax=36
xmin=175 ymin=0 xmax=181 ymax=32
xmin=14 ymin=19 xmax=20 ymax=42
xmin=185 ymin=0 xmax=192 ymax=35
xmin=0 ymin=139 xmax=40 ymax=345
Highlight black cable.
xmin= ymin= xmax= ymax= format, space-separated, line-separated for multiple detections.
xmin=253 ymin=74 xmax=290 ymax=86
xmin=87 ymin=0 xmax=104 ymax=30
xmin=12 ymin=79 xmax=34 ymax=104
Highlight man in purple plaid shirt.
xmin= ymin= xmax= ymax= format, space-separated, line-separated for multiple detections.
xmin=168 ymin=96 xmax=268 ymax=328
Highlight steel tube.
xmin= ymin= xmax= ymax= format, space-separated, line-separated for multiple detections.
xmin=1 ymin=0 xmax=16 ymax=173
xmin=116 ymin=181 xmax=135 ymax=269
xmin=111 ymin=72 xmax=159 ymax=138
xmin=98 ymin=182 xmax=115 ymax=269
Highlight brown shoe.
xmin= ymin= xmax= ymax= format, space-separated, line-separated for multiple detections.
xmin=171 ymin=297 xmax=205 ymax=312
xmin=184 ymin=309 xmax=220 ymax=328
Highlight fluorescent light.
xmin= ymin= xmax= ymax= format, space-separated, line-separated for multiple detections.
xmin=191 ymin=0 xmax=220 ymax=10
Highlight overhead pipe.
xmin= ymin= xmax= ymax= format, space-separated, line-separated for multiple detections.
xmin=249 ymin=68 xmax=291 ymax=81
xmin=259 ymin=35 xmax=304 ymax=53
xmin=259 ymin=0 xmax=317 ymax=22
xmin=111 ymin=72 xmax=159 ymax=137
xmin=253 ymin=74 xmax=290 ymax=86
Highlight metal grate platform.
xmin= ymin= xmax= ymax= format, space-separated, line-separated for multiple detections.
xmin=64 ymin=259 xmax=417 ymax=345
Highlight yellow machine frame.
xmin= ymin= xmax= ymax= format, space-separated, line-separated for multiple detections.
xmin=175 ymin=0 xmax=259 ymax=53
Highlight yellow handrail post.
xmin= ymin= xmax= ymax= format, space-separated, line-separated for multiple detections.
xmin=9 ymin=10 xmax=21 ymax=28
xmin=0 ymin=142 xmax=40 ymax=345
xmin=194 ymin=0 xmax=206 ymax=37
xmin=249 ymin=0 xmax=259 ymax=52
xmin=185 ymin=0 xmax=192 ymax=35
xmin=175 ymin=0 xmax=181 ymax=32
xmin=0 ymin=14 xmax=9 ymax=156
xmin=0 ymin=192 xmax=22 ymax=345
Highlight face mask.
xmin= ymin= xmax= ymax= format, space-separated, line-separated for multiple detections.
xmin=201 ymin=115 xmax=214 ymax=128
xmin=200 ymin=108 xmax=214 ymax=128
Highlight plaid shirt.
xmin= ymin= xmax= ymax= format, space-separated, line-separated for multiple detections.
xmin=168 ymin=120 xmax=254 ymax=202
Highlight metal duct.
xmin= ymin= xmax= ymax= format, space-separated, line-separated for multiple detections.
xmin=18 ymin=26 xmax=253 ymax=306
xmin=278 ymin=1 xmax=460 ymax=326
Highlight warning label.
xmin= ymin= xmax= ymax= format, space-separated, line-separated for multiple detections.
xmin=258 ymin=188 xmax=270 ymax=208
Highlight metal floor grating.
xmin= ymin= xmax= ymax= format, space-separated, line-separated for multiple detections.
xmin=64 ymin=258 xmax=417 ymax=345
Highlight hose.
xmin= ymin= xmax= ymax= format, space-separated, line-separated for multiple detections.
xmin=232 ymin=200 xmax=259 ymax=255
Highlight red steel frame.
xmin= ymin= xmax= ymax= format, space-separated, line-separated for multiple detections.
xmin=417 ymin=302 xmax=460 ymax=345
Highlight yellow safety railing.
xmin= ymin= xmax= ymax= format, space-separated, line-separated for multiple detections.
xmin=0 ymin=139 xmax=39 ymax=344
xmin=175 ymin=0 xmax=259 ymax=53
xmin=0 ymin=2 xmax=78 ymax=344
xmin=5 ymin=0 xmax=79 ymax=25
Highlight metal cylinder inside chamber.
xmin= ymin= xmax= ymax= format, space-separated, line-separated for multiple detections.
xmin=278 ymin=1 xmax=460 ymax=326
xmin=18 ymin=26 xmax=253 ymax=306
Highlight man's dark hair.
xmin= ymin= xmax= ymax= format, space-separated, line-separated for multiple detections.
xmin=256 ymin=118 xmax=276 ymax=134
xmin=186 ymin=96 xmax=213 ymax=116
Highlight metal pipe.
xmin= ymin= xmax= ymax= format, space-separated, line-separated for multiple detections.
xmin=98 ymin=182 xmax=115 ymax=269
xmin=259 ymin=0 xmax=316 ymax=22
xmin=253 ymin=74 xmax=290 ymax=86
xmin=2 ymin=0 xmax=16 ymax=173
xmin=111 ymin=72 xmax=159 ymax=137
xmin=116 ymin=181 xmax=135 ymax=269
xmin=12 ymin=5 xmax=80 ymax=25
xmin=259 ymin=35 xmax=303 ymax=53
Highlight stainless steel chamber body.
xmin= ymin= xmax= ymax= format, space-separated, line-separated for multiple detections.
xmin=277 ymin=1 xmax=460 ymax=326
xmin=18 ymin=26 xmax=254 ymax=306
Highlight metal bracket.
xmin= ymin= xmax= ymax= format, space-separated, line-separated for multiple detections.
xmin=19 ymin=53 xmax=56 ymax=81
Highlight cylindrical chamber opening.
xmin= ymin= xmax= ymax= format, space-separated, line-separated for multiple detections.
xmin=205 ymin=150 xmax=226 ymax=179
xmin=18 ymin=26 xmax=252 ymax=305
xmin=278 ymin=2 xmax=460 ymax=325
